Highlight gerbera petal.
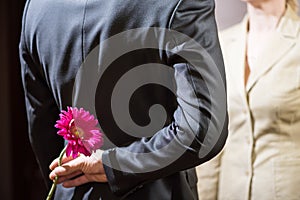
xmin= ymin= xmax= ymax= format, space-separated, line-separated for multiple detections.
xmin=65 ymin=144 xmax=72 ymax=157
xmin=78 ymin=145 xmax=91 ymax=156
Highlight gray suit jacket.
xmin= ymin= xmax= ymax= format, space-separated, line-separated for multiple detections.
xmin=19 ymin=0 xmax=228 ymax=199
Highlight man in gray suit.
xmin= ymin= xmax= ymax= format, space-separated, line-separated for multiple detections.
xmin=20 ymin=0 xmax=228 ymax=199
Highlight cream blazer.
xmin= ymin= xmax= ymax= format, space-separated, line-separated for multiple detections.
xmin=196 ymin=6 xmax=300 ymax=200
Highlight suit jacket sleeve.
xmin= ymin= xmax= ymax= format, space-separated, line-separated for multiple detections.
xmin=102 ymin=0 xmax=228 ymax=196
xmin=19 ymin=2 xmax=64 ymax=189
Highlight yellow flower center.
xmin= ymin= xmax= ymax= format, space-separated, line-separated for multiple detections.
xmin=71 ymin=126 xmax=84 ymax=138
xmin=69 ymin=119 xmax=84 ymax=139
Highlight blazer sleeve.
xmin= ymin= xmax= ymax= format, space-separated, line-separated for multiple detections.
xmin=196 ymin=150 xmax=223 ymax=200
xmin=19 ymin=3 xmax=64 ymax=189
xmin=102 ymin=0 xmax=228 ymax=196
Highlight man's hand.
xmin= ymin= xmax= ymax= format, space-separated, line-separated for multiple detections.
xmin=49 ymin=150 xmax=108 ymax=187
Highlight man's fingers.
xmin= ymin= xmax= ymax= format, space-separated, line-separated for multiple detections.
xmin=56 ymin=171 xmax=83 ymax=184
xmin=50 ymin=166 xmax=67 ymax=180
xmin=62 ymin=174 xmax=108 ymax=188
xmin=49 ymin=157 xmax=60 ymax=170
xmin=49 ymin=155 xmax=74 ymax=170
xmin=50 ymin=156 xmax=86 ymax=179
xmin=62 ymin=174 xmax=89 ymax=188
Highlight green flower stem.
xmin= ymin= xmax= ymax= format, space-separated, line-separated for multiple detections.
xmin=46 ymin=145 xmax=67 ymax=200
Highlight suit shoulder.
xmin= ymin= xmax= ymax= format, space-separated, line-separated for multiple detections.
xmin=169 ymin=0 xmax=215 ymax=27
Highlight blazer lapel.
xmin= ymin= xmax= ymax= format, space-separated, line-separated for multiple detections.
xmin=246 ymin=6 xmax=300 ymax=92
xmin=225 ymin=17 xmax=248 ymax=104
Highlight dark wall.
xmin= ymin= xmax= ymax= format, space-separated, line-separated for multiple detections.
xmin=0 ymin=0 xmax=46 ymax=199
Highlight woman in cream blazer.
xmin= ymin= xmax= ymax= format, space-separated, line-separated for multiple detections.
xmin=197 ymin=0 xmax=300 ymax=199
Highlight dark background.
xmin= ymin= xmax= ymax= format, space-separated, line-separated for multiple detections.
xmin=0 ymin=0 xmax=46 ymax=199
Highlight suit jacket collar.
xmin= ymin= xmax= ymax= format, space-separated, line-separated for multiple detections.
xmin=225 ymin=5 xmax=300 ymax=95
xmin=246 ymin=5 xmax=300 ymax=92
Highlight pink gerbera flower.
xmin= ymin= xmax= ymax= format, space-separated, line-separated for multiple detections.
xmin=55 ymin=107 xmax=103 ymax=158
